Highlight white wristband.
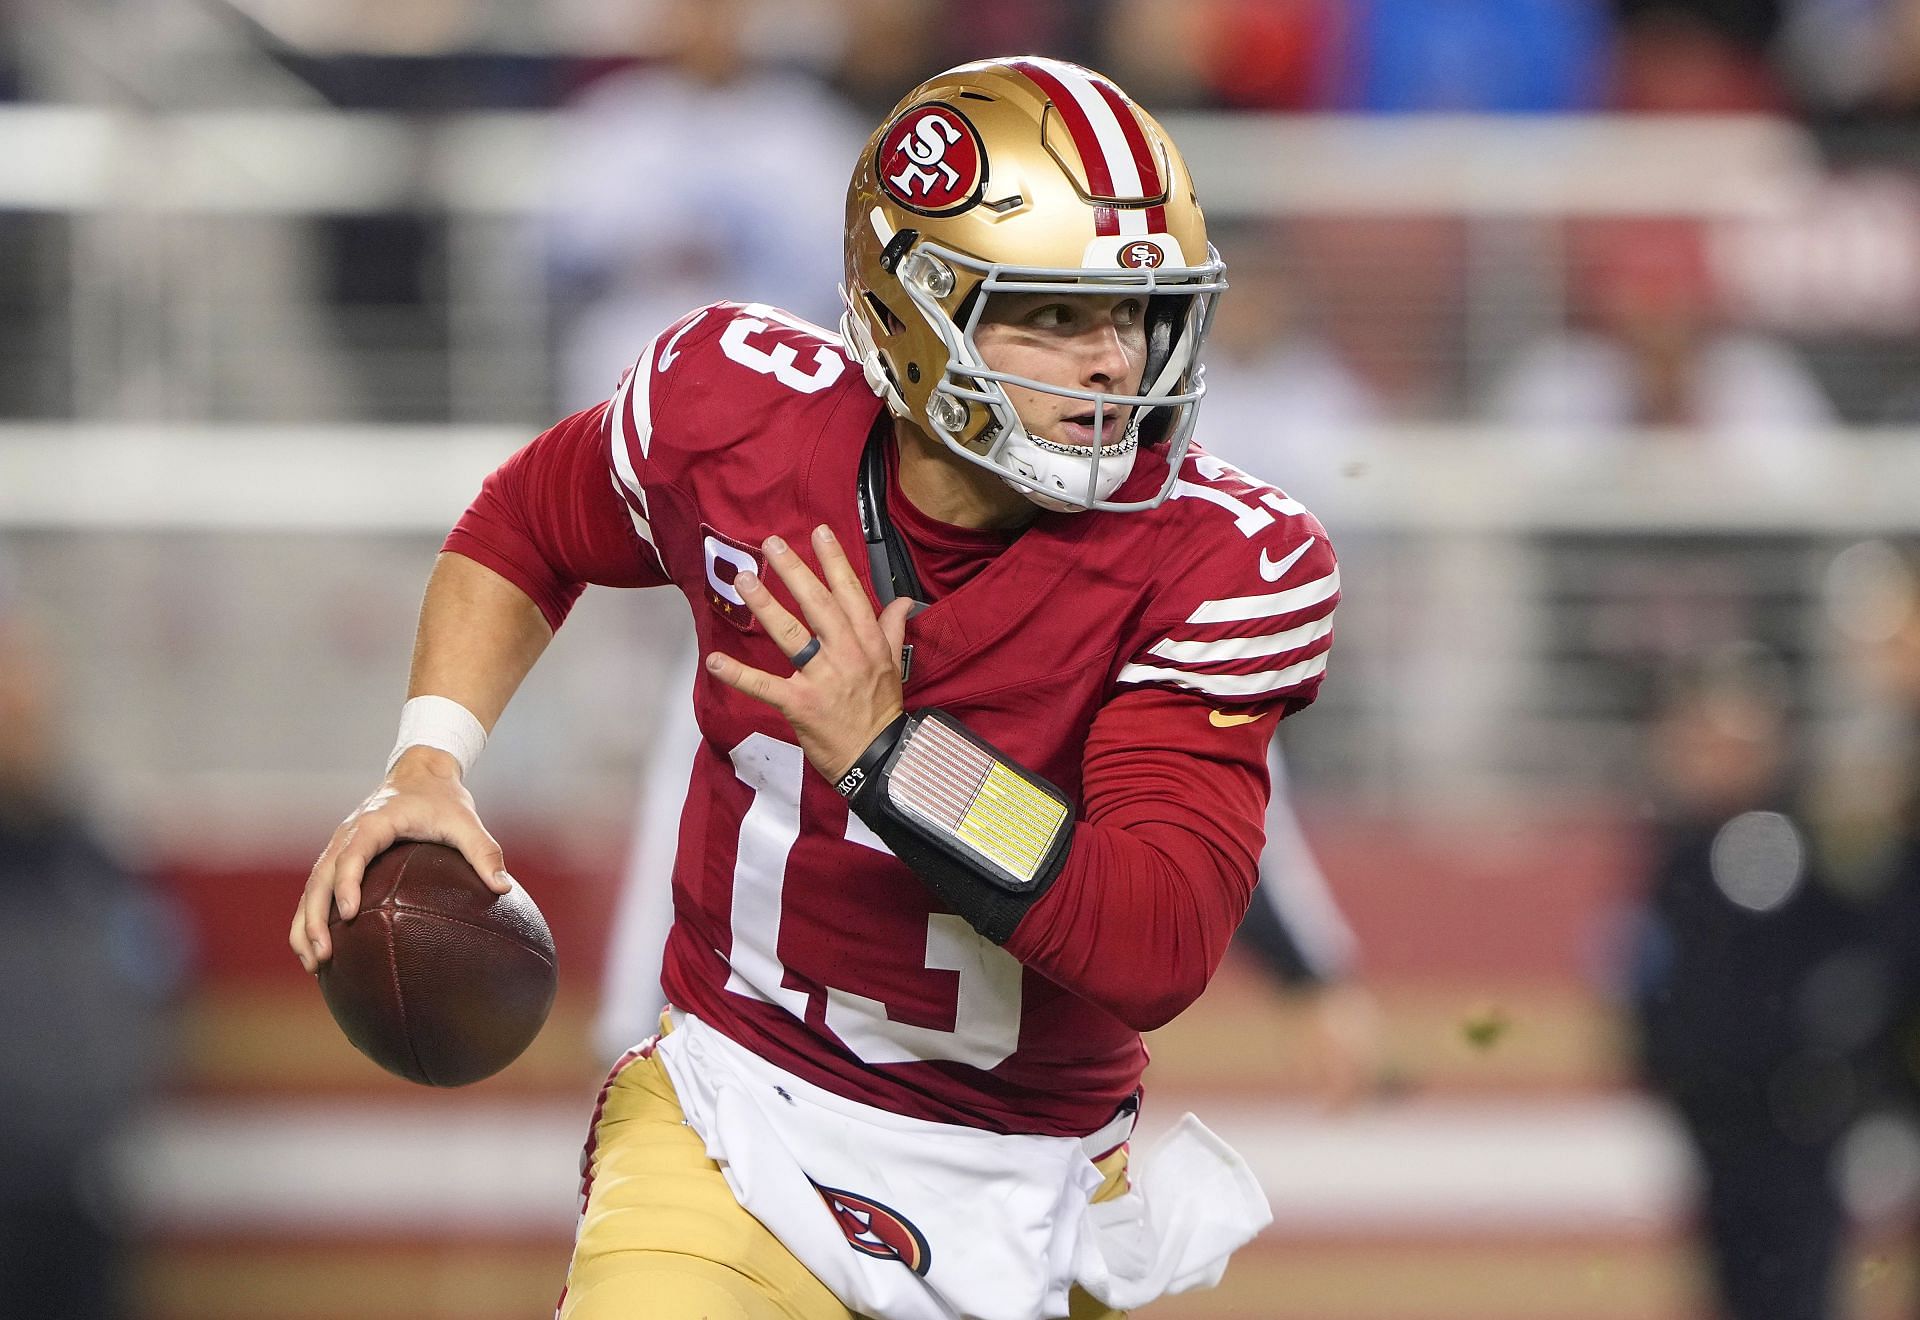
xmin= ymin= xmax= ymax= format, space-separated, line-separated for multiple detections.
xmin=386 ymin=695 xmax=489 ymax=777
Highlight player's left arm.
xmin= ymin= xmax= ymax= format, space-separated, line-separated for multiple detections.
xmin=997 ymin=684 xmax=1279 ymax=1030
xmin=992 ymin=514 xmax=1340 ymax=1029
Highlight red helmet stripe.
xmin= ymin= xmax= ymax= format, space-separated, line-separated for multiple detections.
xmin=1089 ymin=78 xmax=1169 ymax=232
xmin=1090 ymin=80 xmax=1159 ymax=189
xmin=1010 ymin=58 xmax=1120 ymax=236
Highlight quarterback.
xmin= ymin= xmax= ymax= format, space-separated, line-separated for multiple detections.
xmin=293 ymin=55 xmax=1338 ymax=1320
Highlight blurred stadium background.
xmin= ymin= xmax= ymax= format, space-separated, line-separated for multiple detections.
xmin=7 ymin=0 xmax=1920 ymax=1316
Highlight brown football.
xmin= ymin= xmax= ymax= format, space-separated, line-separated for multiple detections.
xmin=317 ymin=841 xmax=556 ymax=1086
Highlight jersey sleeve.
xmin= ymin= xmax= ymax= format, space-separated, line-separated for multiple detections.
xmin=600 ymin=303 xmax=731 ymax=577
xmin=444 ymin=400 xmax=670 ymax=632
xmin=444 ymin=303 xmax=735 ymax=630
xmin=1117 ymin=456 xmax=1339 ymax=718
xmin=1001 ymin=684 xmax=1275 ymax=1030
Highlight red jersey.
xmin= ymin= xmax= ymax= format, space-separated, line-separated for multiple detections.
xmin=448 ymin=302 xmax=1338 ymax=1136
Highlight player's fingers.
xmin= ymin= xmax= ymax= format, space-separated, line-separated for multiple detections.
xmin=810 ymin=524 xmax=882 ymax=644
xmin=295 ymin=834 xmax=350 ymax=967
xmin=290 ymin=898 xmax=318 ymax=972
xmin=321 ymin=812 xmax=398 ymax=949
xmin=878 ymin=595 xmax=913 ymax=657
xmin=762 ymin=535 xmax=850 ymax=644
xmin=453 ymin=824 xmax=512 ymax=895
xmin=812 ymin=524 xmax=892 ymax=661
xmin=329 ymin=832 xmax=368 ymax=923
xmin=300 ymin=876 xmax=337 ymax=967
xmin=293 ymin=844 xmax=335 ymax=966
xmin=734 ymin=570 xmax=815 ymax=665
xmin=706 ymin=650 xmax=788 ymax=710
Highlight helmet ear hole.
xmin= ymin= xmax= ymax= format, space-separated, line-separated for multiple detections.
xmin=1143 ymin=296 xmax=1179 ymax=383
xmin=1136 ymin=299 xmax=1181 ymax=447
xmin=863 ymin=289 xmax=905 ymax=336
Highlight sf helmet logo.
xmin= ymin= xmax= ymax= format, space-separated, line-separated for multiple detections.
xmin=879 ymin=104 xmax=985 ymax=216
xmin=1119 ymin=240 xmax=1166 ymax=269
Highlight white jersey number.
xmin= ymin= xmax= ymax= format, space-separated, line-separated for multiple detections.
xmin=722 ymin=732 xmax=1023 ymax=1069
xmin=717 ymin=304 xmax=847 ymax=395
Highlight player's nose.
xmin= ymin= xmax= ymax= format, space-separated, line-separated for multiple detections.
xmin=1079 ymin=320 xmax=1133 ymax=388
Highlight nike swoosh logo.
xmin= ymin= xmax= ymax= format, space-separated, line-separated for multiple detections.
xmin=1259 ymin=537 xmax=1315 ymax=582
xmin=656 ymin=309 xmax=710 ymax=372
xmin=1209 ymin=709 xmax=1263 ymax=728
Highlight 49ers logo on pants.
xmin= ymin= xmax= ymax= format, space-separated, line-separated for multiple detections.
xmin=809 ymin=1178 xmax=934 ymax=1276
xmin=878 ymin=104 xmax=985 ymax=217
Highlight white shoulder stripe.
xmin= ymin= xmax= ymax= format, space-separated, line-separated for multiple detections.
xmin=609 ymin=337 xmax=657 ymax=503
xmin=1187 ymin=566 xmax=1340 ymax=625
xmin=608 ymin=471 xmax=665 ymax=571
xmin=607 ymin=337 xmax=665 ymax=572
xmin=1118 ymin=651 xmax=1330 ymax=699
xmin=1149 ymin=614 xmax=1333 ymax=666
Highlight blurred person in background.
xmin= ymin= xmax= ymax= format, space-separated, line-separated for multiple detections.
xmin=1321 ymin=0 xmax=1613 ymax=113
xmin=1191 ymin=222 xmax=1379 ymax=511
xmin=1833 ymin=540 xmax=1920 ymax=1318
xmin=1622 ymin=642 xmax=1868 ymax=1320
xmin=544 ymin=0 xmax=867 ymax=409
xmin=1104 ymin=0 xmax=1610 ymax=112
xmin=0 ymin=562 xmax=188 ymax=1320
xmin=1778 ymin=0 xmax=1920 ymax=116
xmin=1233 ymin=741 xmax=1386 ymax=1110
xmin=1486 ymin=217 xmax=1836 ymax=482
xmin=923 ymin=0 xmax=1108 ymax=75
xmin=1611 ymin=0 xmax=1793 ymax=111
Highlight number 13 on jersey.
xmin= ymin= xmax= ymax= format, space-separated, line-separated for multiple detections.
xmin=722 ymin=733 xmax=1024 ymax=1069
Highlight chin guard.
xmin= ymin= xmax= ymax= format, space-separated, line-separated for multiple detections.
xmin=839 ymin=709 xmax=1075 ymax=942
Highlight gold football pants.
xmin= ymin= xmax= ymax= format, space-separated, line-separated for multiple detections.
xmin=559 ymin=1046 xmax=1127 ymax=1320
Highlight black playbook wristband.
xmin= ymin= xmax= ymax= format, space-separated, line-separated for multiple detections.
xmin=843 ymin=709 xmax=1074 ymax=945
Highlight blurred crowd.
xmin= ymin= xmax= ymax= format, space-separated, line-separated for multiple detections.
xmin=0 ymin=0 xmax=1918 ymax=431
xmin=6 ymin=0 xmax=1920 ymax=119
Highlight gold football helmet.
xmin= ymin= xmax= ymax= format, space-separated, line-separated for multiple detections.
xmin=842 ymin=56 xmax=1226 ymax=513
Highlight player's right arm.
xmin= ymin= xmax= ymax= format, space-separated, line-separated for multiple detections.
xmin=292 ymin=394 xmax=667 ymax=973
xmin=292 ymin=552 xmax=551 ymax=973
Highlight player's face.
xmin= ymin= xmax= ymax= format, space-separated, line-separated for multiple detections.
xmin=973 ymin=293 xmax=1148 ymax=449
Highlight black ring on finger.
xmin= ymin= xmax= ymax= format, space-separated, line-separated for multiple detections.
xmin=791 ymin=635 xmax=822 ymax=669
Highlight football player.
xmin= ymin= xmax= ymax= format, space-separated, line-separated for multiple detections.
xmin=293 ymin=56 xmax=1339 ymax=1320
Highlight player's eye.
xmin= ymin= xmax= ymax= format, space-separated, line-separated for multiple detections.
xmin=1113 ymin=299 xmax=1143 ymax=326
xmin=1024 ymin=303 xmax=1073 ymax=328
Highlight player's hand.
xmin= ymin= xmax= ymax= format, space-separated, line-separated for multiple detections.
xmin=705 ymin=524 xmax=914 ymax=782
xmin=290 ymin=746 xmax=512 ymax=973
xmin=1300 ymin=982 xmax=1387 ymax=1113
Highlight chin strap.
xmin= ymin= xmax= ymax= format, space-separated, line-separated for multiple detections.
xmin=857 ymin=423 xmax=929 ymax=612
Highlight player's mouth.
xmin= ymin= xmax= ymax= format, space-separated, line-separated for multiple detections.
xmin=1058 ymin=410 xmax=1118 ymax=447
